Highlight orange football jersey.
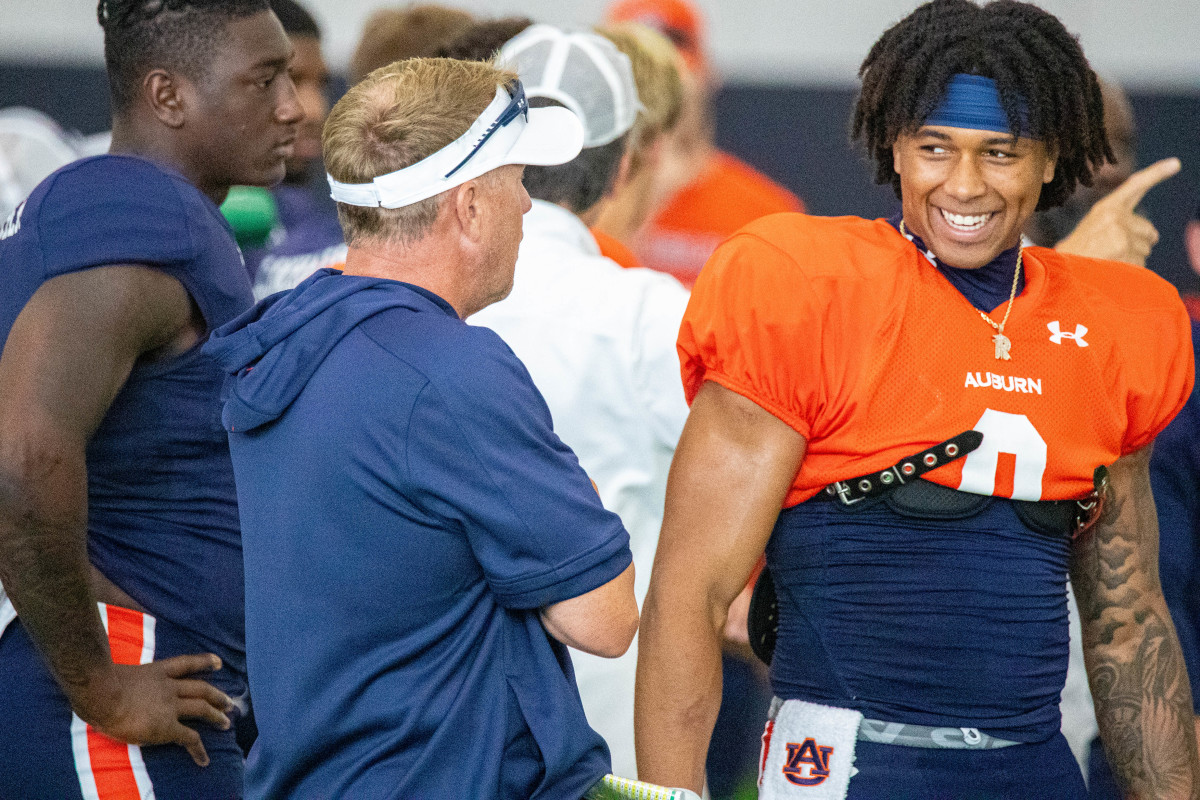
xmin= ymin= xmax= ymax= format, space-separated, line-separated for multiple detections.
xmin=679 ymin=214 xmax=1194 ymax=507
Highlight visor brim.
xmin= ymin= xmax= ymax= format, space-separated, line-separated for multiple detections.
xmin=502 ymin=106 xmax=585 ymax=168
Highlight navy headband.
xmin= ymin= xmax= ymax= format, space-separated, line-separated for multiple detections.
xmin=924 ymin=74 xmax=1033 ymax=137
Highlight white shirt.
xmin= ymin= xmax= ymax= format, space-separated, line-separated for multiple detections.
xmin=471 ymin=200 xmax=690 ymax=778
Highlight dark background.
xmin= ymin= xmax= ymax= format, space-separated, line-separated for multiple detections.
xmin=3 ymin=63 xmax=1197 ymax=291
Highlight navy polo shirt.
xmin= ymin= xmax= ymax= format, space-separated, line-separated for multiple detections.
xmin=207 ymin=270 xmax=630 ymax=799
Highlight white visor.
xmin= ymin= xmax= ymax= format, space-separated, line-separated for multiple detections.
xmin=327 ymin=82 xmax=584 ymax=210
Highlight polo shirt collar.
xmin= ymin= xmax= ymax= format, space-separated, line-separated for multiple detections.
xmin=525 ymin=199 xmax=601 ymax=256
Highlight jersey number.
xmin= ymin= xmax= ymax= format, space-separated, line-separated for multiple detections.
xmin=957 ymin=409 xmax=1047 ymax=501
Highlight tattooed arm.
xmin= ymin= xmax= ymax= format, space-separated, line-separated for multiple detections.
xmin=1071 ymin=445 xmax=1200 ymax=799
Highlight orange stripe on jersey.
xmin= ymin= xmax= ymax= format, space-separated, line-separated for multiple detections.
xmin=993 ymin=452 xmax=1017 ymax=499
xmin=73 ymin=604 xmax=156 ymax=800
xmin=84 ymin=728 xmax=142 ymax=800
xmin=105 ymin=605 xmax=146 ymax=666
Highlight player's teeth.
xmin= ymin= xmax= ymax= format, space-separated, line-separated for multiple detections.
xmin=941 ymin=210 xmax=990 ymax=230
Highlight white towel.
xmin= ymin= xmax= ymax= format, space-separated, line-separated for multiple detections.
xmin=759 ymin=699 xmax=861 ymax=800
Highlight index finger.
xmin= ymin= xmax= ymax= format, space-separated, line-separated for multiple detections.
xmin=1109 ymin=157 xmax=1182 ymax=210
xmin=158 ymin=652 xmax=221 ymax=678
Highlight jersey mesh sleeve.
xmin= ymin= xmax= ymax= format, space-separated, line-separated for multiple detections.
xmin=1120 ymin=289 xmax=1195 ymax=455
xmin=677 ymin=230 xmax=822 ymax=438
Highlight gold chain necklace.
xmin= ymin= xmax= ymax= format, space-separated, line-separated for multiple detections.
xmin=899 ymin=219 xmax=1022 ymax=361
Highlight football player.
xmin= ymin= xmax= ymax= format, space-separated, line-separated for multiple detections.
xmin=635 ymin=1 xmax=1199 ymax=797
xmin=0 ymin=1 xmax=300 ymax=797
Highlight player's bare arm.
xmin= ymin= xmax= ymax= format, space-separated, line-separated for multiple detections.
xmin=635 ymin=381 xmax=805 ymax=792
xmin=541 ymin=562 xmax=638 ymax=658
xmin=1071 ymin=444 xmax=1200 ymax=798
xmin=0 ymin=265 xmax=234 ymax=767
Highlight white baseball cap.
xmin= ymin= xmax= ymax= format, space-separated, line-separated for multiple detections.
xmin=499 ymin=24 xmax=642 ymax=148
xmin=327 ymin=80 xmax=583 ymax=210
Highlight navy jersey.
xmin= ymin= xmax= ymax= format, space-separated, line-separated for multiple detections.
xmin=0 ymin=155 xmax=253 ymax=680
xmin=206 ymin=270 xmax=629 ymax=800
xmin=767 ymin=499 xmax=1071 ymax=742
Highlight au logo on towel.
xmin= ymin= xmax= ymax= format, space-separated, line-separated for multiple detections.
xmin=782 ymin=738 xmax=834 ymax=786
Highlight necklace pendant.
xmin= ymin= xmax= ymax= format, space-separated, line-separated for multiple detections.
xmin=993 ymin=333 xmax=1012 ymax=360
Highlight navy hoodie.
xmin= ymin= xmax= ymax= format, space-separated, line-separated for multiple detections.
xmin=205 ymin=267 xmax=424 ymax=432
xmin=203 ymin=268 xmax=630 ymax=800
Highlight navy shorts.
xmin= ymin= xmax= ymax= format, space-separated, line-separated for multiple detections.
xmin=758 ymin=717 xmax=1085 ymax=799
xmin=0 ymin=603 xmax=244 ymax=800
xmin=846 ymin=732 xmax=1086 ymax=799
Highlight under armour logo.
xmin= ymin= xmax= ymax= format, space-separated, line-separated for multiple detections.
xmin=1047 ymin=321 xmax=1088 ymax=347
xmin=782 ymin=738 xmax=834 ymax=786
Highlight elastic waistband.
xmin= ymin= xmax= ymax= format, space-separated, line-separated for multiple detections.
xmin=768 ymin=697 xmax=1021 ymax=750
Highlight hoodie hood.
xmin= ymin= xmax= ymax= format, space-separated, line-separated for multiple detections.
xmin=203 ymin=268 xmax=457 ymax=433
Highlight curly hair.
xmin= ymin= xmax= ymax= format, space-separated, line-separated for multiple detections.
xmin=98 ymin=0 xmax=270 ymax=113
xmin=851 ymin=0 xmax=1111 ymax=210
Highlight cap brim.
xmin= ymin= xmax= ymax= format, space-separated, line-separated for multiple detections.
xmin=504 ymin=106 xmax=585 ymax=168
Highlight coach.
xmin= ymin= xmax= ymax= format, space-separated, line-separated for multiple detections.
xmin=205 ymin=57 xmax=638 ymax=799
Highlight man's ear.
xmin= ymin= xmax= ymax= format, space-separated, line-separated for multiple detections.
xmin=144 ymin=70 xmax=186 ymax=129
xmin=1042 ymin=144 xmax=1059 ymax=185
xmin=453 ymin=180 xmax=484 ymax=244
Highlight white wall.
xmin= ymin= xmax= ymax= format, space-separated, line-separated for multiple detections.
xmin=3 ymin=0 xmax=1198 ymax=88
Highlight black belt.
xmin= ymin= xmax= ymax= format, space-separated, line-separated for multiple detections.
xmin=746 ymin=434 xmax=1110 ymax=665
xmin=813 ymin=430 xmax=983 ymax=505
xmin=748 ymin=431 xmax=981 ymax=665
